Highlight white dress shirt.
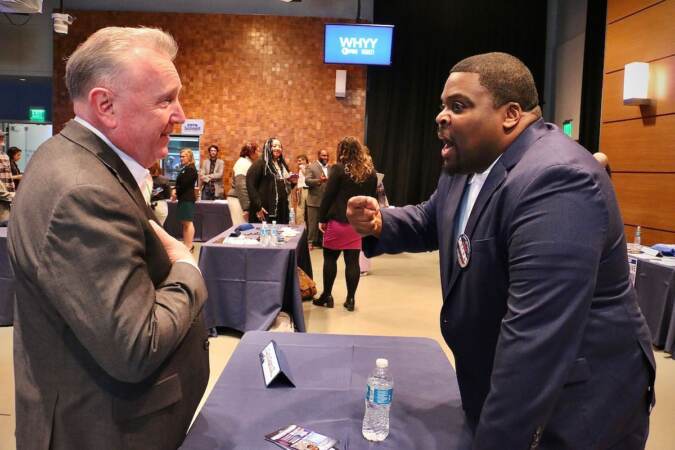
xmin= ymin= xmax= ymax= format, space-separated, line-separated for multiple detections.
xmin=74 ymin=117 xmax=199 ymax=270
xmin=297 ymin=164 xmax=307 ymax=188
xmin=455 ymin=155 xmax=502 ymax=240
xmin=74 ymin=117 xmax=149 ymax=190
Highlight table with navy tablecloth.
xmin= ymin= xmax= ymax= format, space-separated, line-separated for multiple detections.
xmin=198 ymin=224 xmax=313 ymax=333
xmin=633 ymin=256 xmax=675 ymax=355
xmin=164 ymin=200 xmax=232 ymax=242
xmin=180 ymin=330 xmax=472 ymax=450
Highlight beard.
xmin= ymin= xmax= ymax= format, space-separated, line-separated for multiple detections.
xmin=441 ymin=143 xmax=499 ymax=175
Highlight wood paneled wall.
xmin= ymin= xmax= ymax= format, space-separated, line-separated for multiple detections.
xmin=52 ymin=11 xmax=367 ymax=189
xmin=600 ymin=0 xmax=675 ymax=245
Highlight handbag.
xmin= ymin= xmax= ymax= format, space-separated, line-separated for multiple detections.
xmin=297 ymin=267 xmax=317 ymax=300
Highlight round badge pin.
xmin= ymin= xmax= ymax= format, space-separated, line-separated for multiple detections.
xmin=456 ymin=233 xmax=471 ymax=269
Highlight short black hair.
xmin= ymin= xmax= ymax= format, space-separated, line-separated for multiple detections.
xmin=7 ymin=146 xmax=22 ymax=159
xmin=451 ymin=52 xmax=539 ymax=111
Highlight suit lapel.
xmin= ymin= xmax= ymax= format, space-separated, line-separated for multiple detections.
xmin=444 ymin=163 xmax=507 ymax=298
xmin=443 ymin=119 xmax=550 ymax=299
xmin=462 ymin=162 xmax=507 ymax=239
xmin=60 ymin=120 xmax=156 ymax=221
xmin=441 ymin=174 xmax=468 ymax=292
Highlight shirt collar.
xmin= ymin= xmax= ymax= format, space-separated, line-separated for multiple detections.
xmin=74 ymin=116 xmax=149 ymax=188
xmin=468 ymin=154 xmax=502 ymax=185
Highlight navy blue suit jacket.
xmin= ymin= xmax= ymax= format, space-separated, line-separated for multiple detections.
xmin=365 ymin=120 xmax=655 ymax=449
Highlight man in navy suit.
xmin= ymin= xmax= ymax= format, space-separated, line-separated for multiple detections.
xmin=348 ymin=53 xmax=655 ymax=449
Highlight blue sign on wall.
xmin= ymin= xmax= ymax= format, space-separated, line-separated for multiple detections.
xmin=324 ymin=24 xmax=394 ymax=66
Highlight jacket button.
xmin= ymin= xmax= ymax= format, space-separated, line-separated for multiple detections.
xmin=203 ymin=339 xmax=210 ymax=350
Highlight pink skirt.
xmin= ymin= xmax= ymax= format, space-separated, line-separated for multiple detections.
xmin=322 ymin=220 xmax=362 ymax=250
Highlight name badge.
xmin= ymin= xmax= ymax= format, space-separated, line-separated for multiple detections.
xmin=456 ymin=233 xmax=471 ymax=269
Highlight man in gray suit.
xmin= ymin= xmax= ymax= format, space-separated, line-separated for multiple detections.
xmin=199 ymin=144 xmax=225 ymax=199
xmin=8 ymin=27 xmax=209 ymax=449
xmin=305 ymin=149 xmax=329 ymax=247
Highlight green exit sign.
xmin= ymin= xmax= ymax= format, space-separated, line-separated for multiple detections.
xmin=562 ymin=119 xmax=573 ymax=137
xmin=29 ymin=107 xmax=46 ymax=122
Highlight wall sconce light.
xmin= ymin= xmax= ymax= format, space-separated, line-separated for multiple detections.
xmin=623 ymin=62 xmax=650 ymax=105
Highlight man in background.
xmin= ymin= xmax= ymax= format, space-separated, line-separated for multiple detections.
xmin=199 ymin=144 xmax=225 ymax=199
xmin=305 ymin=149 xmax=329 ymax=248
xmin=348 ymin=52 xmax=654 ymax=449
xmin=9 ymin=27 xmax=209 ymax=449
xmin=0 ymin=131 xmax=14 ymax=193
xmin=593 ymin=151 xmax=612 ymax=177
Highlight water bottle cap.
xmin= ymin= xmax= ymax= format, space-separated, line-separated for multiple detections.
xmin=376 ymin=358 xmax=388 ymax=368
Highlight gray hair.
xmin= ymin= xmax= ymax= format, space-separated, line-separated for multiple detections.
xmin=65 ymin=26 xmax=178 ymax=101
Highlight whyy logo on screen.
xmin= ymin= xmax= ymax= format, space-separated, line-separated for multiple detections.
xmin=339 ymin=36 xmax=378 ymax=56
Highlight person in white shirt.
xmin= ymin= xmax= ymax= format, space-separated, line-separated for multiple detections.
xmin=294 ymin=154 xmax=309 ymax=225
xmin=227 ymin=142 xmax=258 ymax=225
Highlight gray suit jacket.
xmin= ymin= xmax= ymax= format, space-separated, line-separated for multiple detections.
xmin=8 ymin=120 xmax=210 ymax=449
xmin=365 ymin=120 xmax=655 ymax=449
xmin=199 ymin=158 xmax=225 ymax=198
xmin=304 ymin=160 xmax=328 ymax=207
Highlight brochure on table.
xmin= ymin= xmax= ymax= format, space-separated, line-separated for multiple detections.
xmin=265 ymin=424 xmax=338 ymax=450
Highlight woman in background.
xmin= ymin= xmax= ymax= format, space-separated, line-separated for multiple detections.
xmin=172 ymin=148 xmax=198 ymax=251
xmin=7 ymin=146 xmax=22 ymax=189
xmin=149 ymin=161 xmax=171 ymax=225
xmin=199 ymin=144 xmax=224 ymax=200
xmin=246 ymin=137 xmax=292 ymax=224
xmin=294 ymin=154 xmax=309 ymax=225
xmin=227 ymin=142 xmax=258 ymax=225
xmin=313 ymin=137 xmax=377 ymax=311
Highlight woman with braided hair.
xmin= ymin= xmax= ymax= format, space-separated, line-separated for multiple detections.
xmin=246 ymin=137 xmax=293 ymax=223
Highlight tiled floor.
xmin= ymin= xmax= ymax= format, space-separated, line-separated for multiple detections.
xmin=1 ymin=249 xmax=673 ymax=449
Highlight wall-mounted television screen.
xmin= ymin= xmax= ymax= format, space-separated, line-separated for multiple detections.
xmin=324 ymin=24 xmax=394 ymax=66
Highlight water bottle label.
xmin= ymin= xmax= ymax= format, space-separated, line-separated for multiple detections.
xmin=366 ymin=386 xmax=393 ymax=405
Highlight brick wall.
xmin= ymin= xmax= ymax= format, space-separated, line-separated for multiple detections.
xmin=53 ymin=11 xmax=366 ymax=188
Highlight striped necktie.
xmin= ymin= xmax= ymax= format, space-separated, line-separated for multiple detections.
xmin=142 ymin=173 xmax=153 ymax=206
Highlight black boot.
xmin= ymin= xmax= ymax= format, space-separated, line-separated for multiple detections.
xmin=343 ymin=297 xmax=355 ymax=311
xmin=313 ymin=293 xmax=334 ymax=308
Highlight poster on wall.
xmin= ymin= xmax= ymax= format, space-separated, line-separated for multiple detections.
xmin=181 ymin=119 xmax=205 ymax=135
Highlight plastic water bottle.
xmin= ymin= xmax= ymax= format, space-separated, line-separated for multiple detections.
xmin=289 ymin=209 xmax=296 ymax=225
xmin=634 ymin=225 xmax=641 ymax=246
xmin=260 ymin=221 xmax=269 ymax=246
xmin=362 ymin=358 xmax=393 ymax=441
xmin=271 ymin=220 xmax=279 ymax=246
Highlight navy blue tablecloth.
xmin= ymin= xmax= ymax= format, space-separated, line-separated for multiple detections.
xmin=181 ymin=331 xmax=472 ymax=450
xmin=635 ymin=258 xmax=675 ymax=355
xmin=0 ymin=227 xmax=14 ymax=326
xmin=198 ymin=225 xmax=312 ymax=332
xmin=164 ymin=200 xmax=232 ymax=242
